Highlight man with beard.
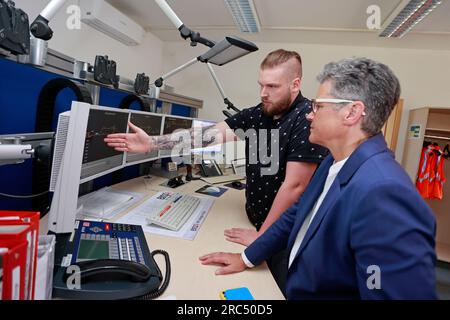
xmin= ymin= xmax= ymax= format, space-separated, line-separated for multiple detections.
xmin=105 ymin=49 xmax=328 ymax=293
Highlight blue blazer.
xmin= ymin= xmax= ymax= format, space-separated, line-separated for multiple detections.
xmin=245 ymin=133 xmax=437 ymax=299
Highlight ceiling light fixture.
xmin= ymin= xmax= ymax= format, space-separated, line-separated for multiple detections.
xmin=380 ymin=0 xmax=442 ymax=38
xmin=224 ymin=0 xmax=261 ymax=33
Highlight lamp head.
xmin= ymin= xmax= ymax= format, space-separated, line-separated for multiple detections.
xmin=199 ymin=36 xmax=258 ymax=66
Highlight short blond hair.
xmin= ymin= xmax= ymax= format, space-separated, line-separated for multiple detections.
xmin=260 ymin=49 xmax=302 ymax=78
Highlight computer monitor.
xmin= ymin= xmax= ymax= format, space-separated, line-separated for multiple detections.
xmin=125 ymin=111 xmax=163 ymax=165
xmin=48 ymin=102 xmax=129 ymax=234
xmin=191 ymin=119 xmax=222 ymax=155
xmin=159 ymin=115 xmax=193 ymax=158
xmin=81 ymin=109 xmax=129 ymax=181
xmin=162 ymin=116 xmax=193 ymax=135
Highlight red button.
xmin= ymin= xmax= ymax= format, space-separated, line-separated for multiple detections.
xmin=105 ymin=224 xmax=110 ymax=231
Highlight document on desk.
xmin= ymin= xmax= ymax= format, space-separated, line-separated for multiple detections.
xmin=116 ymin=191 xmax=214 ymax=240
xmin=77 ymin=187 xmax=146 ymax=220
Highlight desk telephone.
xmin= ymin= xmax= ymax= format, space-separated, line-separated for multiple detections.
xmin=52 ymin=220 xmax=170 ymax=300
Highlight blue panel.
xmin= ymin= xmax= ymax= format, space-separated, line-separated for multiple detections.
xmin=93 ymin=174 xmax=113 ymax=190
xmin=123 ymin=166 xmax=140 ymax=180
xmin=99 ymin=87 xmax=127 ymax=108
xmin=0 ymin=58 xmax=80 ymax=211
xmin=0 ymin=58 xmax=72 ymax=135
xmin=52 ymin=88 xmax=80 ymax=130
xmin=171 ymin=103 xmax=191 ymax=117
xmin=99 ymin=88 xmax=142 ymax=110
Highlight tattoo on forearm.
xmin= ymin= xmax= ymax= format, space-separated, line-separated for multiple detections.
xmin=200 ymin=125 xmax=217 ymax=148
xmin=151 ymin=125 xmax=219 ymax=151
xmin=151 ymin=135 xmax=178 ymax=150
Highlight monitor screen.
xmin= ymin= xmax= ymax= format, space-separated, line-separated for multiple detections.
xmin=81 ymin=109 xmax=129 ymax=180
xmin=192 ymin=119 xmax=222 ymax=154
xmin=160 ymin=116 xmax=193 ymax=158
xmin=77 ymin=239 xmax=109 ymax=261
xmin=163 ymin=116 xmax=193 ymax=135
xmin=130 ymin=112 xmax=163 ymax=136
xmin=126 ymin=112 xmax=163 ymax=164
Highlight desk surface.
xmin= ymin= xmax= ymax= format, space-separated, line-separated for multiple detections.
xmin=42 ymin=174 xmax=284 ymax=300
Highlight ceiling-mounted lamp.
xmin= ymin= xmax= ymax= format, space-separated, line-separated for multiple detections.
xmin=153 ymin=0 xmax=259 ymax=116
xmin=199 ymin=36 xmax=258 ymax=66
xmin=224 ymin=0 xmax=261 ymax=33
xmin=379 ymin=0 xmax=442 ymax=38
xmin=155 ymin=0 xmax=258 ymax=64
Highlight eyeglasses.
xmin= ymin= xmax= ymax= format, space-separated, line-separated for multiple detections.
xmin=311 ymin=98 xmax=366 ymax=116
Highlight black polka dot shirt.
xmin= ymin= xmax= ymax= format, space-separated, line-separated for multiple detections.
xmin=225 ymin=93 xmax=329 ymax=230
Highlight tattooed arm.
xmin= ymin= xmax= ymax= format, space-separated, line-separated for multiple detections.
xmin=105 ymin=121 xmax=236 ymax=153
xmin=151 ymin=125 xmax=214 ymax=150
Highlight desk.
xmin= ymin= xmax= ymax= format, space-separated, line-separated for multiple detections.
xmin=41 ymin=174 xmax=285 ymax=300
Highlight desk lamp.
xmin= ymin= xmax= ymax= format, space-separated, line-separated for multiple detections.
xmin=154 ymin=0 xmax=258 ymax=116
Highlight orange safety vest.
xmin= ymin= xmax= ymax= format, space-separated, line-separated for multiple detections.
xmin=416 ymin=145 xmax=437 ymax=198
xmin=427 ymin=146 xmax=439 ymax=195
xmin=430 ymin=148 xmax=446 ymax=200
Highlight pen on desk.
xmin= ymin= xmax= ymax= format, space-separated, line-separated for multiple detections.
xmin=173 ymin=195 xmax=183 ymax=203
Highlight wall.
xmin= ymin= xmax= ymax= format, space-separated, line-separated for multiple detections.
xmin=161 ymin=41 xmax=450 ymax=162
xmin=13 ymin=0 xmax=164 ymax=79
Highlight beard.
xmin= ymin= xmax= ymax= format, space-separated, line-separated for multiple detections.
xmin=262 ymin=94 xmax=292 ymax=117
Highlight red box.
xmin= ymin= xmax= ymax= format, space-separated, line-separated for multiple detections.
xmin=0 ymin=238 xmax=28 ymax=299
xmin=0 ymin=211 xmax=40 ymax=299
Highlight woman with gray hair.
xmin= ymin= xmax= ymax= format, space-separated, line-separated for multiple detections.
xmin=200 ymin=57 xmax=437 ymax=300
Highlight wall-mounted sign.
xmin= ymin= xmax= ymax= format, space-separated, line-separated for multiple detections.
xmin=409 ymin=124 xmax=421 ymax=139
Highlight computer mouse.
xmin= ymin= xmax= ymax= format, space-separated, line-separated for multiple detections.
xmin=232 ymin=181 xmax=243 ymax=188
xmin=206 ymin=186 xmax=221 ymax=193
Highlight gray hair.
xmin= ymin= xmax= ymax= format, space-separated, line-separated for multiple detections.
xmin=317 ymin=57 xmax=401 ymax=136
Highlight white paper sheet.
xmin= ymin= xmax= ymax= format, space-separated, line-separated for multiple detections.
xmin=77 ymin=187 xmax=146 ymax=220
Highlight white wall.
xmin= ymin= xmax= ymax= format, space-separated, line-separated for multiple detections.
xmin=161 ymin=41 xmax=450 ymax=162
xmin=13 ymin=0 xmax=164 ymax=79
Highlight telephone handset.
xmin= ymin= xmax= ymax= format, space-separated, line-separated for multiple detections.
xmin=62 ymin=259 xmax=159 ymax=283
xmin=199 ymin=159 xmax=223 ymax=177
xmin=53 ymin=221 xmax=170 ymax=300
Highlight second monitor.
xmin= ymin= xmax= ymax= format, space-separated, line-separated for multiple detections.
xmin=126 ymin=111 xmax=163 ymax=165
xmin=160 ymin=116 xmax=193 ymax=158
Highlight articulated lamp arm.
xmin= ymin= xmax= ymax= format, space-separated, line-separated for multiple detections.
xmin=30 ymin=0 xmax=67 ymax=40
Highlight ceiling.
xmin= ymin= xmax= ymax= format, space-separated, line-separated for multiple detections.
xmin=106 ymin=0 xmax=450 ymax=50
